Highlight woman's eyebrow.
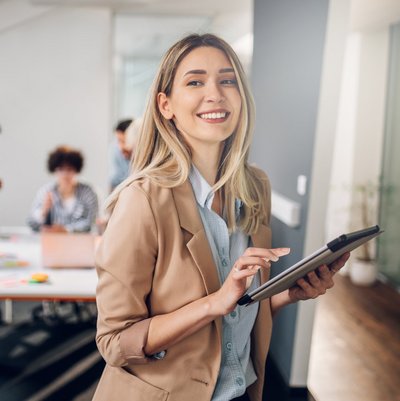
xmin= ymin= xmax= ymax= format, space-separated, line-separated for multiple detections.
xmin=184 ymin=69 xmax=206 ymax=76
xmin=183 ymin=67 xmax=235 ymax=77
xmin=219 ymin=68 xmax=234 ymax=73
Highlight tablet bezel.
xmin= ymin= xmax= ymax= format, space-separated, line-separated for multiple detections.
xmin=238 ymin=226 xmax=383 ymax=306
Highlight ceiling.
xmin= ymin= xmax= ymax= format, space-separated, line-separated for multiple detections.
xmin=30 ymin=0 xmax=249 ymax=16
xmin=28 ymin=0 xmax=253 ymax=60
xmin=3 ymin=0 xmax=400 ymax=59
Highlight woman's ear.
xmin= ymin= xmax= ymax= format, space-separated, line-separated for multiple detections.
xmin=157 ymin=92 xmax=174 ymax=119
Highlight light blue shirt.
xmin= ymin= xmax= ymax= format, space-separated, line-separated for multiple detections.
xmin=109 ymin=140 xmax=130 ymax=189
xmin=189 ymin=166 xmax=260 ymax=401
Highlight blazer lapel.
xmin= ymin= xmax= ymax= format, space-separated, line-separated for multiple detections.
xmin=172 ymin=181 xmax=221 ymax=295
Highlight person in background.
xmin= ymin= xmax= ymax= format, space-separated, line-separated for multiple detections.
xmin=109 ymin=119 xmax=133 ymax=191
xmin=95 ymin=117 xmax=141 ymax=235
xmin=93 ymin=34 xmax=349 ymax=401
xmin=27 ymin=145 xmax=98 ymax=233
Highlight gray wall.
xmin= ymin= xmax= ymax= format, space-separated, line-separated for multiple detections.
xmin=251 ymin=0 xmax=330 ymax=384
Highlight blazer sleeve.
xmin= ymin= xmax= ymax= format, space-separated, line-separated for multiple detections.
xmin=95 ymin=184 xmax=158 ymax=366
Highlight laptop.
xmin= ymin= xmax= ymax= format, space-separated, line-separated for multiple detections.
xmin=41 ymin=232 xmax=98 ymax=269
xmin=238 ymin=225 xmax=383 ymax=306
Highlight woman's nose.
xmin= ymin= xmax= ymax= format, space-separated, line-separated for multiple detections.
xmin=205 ymin=82 xmax=224 ymax=103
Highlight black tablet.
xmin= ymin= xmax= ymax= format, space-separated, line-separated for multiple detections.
xmin=238 ymin=225 xmax=383 ymax=306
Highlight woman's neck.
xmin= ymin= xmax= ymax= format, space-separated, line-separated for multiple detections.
xmin=191 ymin=145 xmax=224 ymax=217
xmin=191 ymin=145 xmax=222 ymax=186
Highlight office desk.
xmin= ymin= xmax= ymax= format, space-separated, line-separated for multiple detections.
xmin=0 ymin=227 xmax=98 ymax=322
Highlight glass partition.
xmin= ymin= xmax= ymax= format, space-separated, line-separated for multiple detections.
xmin=113 ymin=14 xmax=212 ymax=120
xmin=378 ymin=22 xmax=400 ymax=288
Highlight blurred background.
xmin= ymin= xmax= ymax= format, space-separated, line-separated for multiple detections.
xmin=0 ymin=0 xmax=399 ymax=400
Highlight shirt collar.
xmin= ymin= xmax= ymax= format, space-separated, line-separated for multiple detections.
xmin=189 ymin=165 xmax=214 ymax=209
xmin=188 ymin=165 xmax=243 ymax=216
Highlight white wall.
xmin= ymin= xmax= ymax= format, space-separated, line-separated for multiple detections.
xmin=325 ymin=34 xmax=361 ymax=238
xmin=352 ymin=29 xmax=388 ymax=203
xmin=326 ymin=28 xmax=389 ymax=238
xmin=0 ymin=2 xmax=112 ymax=226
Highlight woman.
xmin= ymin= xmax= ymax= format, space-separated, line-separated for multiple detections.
xmin=94 ymin=34 xmax=349 ymax=401
xmin=28 ymin=145 xmax=98 ymax=233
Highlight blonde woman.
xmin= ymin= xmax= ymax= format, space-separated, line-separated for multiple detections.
xmin=94 ymin=34 xmax=349 ymax=401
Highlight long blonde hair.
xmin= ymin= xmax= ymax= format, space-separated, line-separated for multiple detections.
xmin=106 ymin=33 xmax=267 ymax=234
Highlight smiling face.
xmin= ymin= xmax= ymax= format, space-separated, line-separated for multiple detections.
xmin=55 ymin=164 xmax=78 ymax=188
xmin=157 ymin=46 xmax=242 ymax=153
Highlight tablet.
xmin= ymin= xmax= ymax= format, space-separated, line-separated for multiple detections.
xmin=238 ymin=225 xmax=383 ymax=306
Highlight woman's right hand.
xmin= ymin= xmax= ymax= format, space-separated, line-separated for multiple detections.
xmin=211 ymin=247 xmax=290 ymax=315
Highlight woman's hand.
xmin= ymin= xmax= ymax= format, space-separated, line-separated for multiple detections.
xmin=288 ymin=252 xmax=350 ymax=302
xmin=211 ymin=247 xmax=290 ymax=315
xmin=41 ymin=224 xmax=67 ymax=233
xmin=42 ymin=192 xmax=53 ymax=219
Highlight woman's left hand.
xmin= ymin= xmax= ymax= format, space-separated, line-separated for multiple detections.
xmin=288 ymin=252 xmax=350 ymax=302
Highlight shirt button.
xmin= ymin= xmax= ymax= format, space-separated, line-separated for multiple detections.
xmin=230 ymin=311 xmax=237 ymax=318
xmin=236 ymin=377 xmax=244 ymax=386
xmin=226 ymin=342 xmax=233 ymax=351
xmin=152 ymin=350 xmax=166 ymax=360
xmin=221 ymin=259 xmax=228 ymax=267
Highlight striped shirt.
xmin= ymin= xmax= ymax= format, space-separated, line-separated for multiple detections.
xmin=27 ymin=181 xmax=98 ymax=232
xmin=189 ymin=166 xmax=260 ymax=401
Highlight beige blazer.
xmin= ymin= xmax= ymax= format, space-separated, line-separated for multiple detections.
xmin=94 ymin=169 xmax=273 ymax=401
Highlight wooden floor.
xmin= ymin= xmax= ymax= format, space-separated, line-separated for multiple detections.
xmin=308 ymin=274 xmax=400 ymax=401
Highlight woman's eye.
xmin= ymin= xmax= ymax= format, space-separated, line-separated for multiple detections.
xmin=187 ymin=80 xmax=203 ymax=87
xmin=221 ymin=79 xmax=238 ymax=86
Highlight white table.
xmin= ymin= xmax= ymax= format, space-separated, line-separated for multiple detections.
xmin=0 ymin=227 xmax=97 ymax=322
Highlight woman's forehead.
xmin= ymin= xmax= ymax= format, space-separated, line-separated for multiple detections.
xmin=175 ymin=46 xmax=233 ymax=77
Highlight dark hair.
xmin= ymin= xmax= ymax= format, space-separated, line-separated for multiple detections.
xmin=47 ymin=146 xmax=84 ymax=173
xmin=115 ymin=119 xmax=133 ymax=133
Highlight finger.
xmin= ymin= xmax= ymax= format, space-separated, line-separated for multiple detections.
xmin=317 ymin=265 xmax=331 ymax=280
xmin=296 ymin=278 xmax=318 ymax=298
xmin=312 ymin=269 xmax=333 ymax=288
xmin=269 ymin=247 xmax=291 ymax=258
xmin=243 ymin=247 xmax=290 ymax=261
xmin=329 ymin=252 xmax=350 ymax=274
xmin=306 ymin=271 xmax=321 ymax=287
xmin=232 ymin=266 xmax=261 ymax=279
xmin=233 ymin=256 xmax=271 ymax=271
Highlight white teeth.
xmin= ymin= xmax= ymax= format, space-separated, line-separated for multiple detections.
xmin=199 ymin=112 xmax=227 ymax=119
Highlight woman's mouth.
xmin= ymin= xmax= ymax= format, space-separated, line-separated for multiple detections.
xmin=197 ymin=111 xmax=230 ymax=122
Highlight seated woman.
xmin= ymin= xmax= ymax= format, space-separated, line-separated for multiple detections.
xmin=28 ymin=145 xmax=98 ymax=233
